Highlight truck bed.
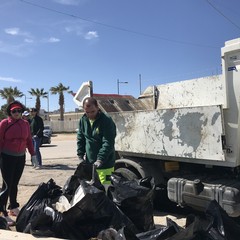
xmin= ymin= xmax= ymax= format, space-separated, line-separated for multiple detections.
xmin=110 ymin=105 xmax=225 ymax=165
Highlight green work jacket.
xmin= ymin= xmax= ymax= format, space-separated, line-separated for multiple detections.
xmin=77 ymin=111 xmax=116 ymax=169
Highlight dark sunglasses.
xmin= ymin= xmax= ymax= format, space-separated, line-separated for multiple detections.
xmin=11 ymin=109 xmax=22 ymax=114
xmin=30 ymin=109 xmax=37 ymax=112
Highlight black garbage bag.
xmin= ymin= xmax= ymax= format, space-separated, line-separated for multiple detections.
xmin=30 ymin=180 xmax=138 ymax=240
xmin=166 ymin=208 xmax=229 ymax=240
xmin=29 ymin=207 xmax=63 ymax=238
xmin=206 ymin=200 xmax=240 ymax=240
xmin=166 ymin=217 xmax=184 ymax=233
xmin=165 ymin=200 xmax=240 ymax=240
xmin=166 ymin=215 xmax=214 ymax=240
xmin=108 ymin=172 xmax=155 ymax=232
xmin=115 ymin=226 xmax=140 ymax=240
xmin=63 ymin=163 xmax=105 ymax=201
xmin=136 ymin=217 xmax=182 ymax=240
xmin=115 ymin=217 xmax=182 ymax=240
xmin=136 ymin=226 xmax=177 ymax=240
xmin=16 ymin=178 xmax=62 ymax=233
xmin=97 ymin=227 xmax=123 ymax=240
xmin=0 ymin=216 xmax=8 ymax=230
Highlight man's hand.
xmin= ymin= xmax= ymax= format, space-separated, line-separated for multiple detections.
xmin=94 ymin=160 xmax=103 ymax=168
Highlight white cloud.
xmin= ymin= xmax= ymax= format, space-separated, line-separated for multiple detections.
xmin=0 ymin=76 xmax=22 ymax=83
xmin=65 ymin=26 xmax=84 ymax=36
xmin=47 ymin=37 xmax=61 ymax=43
xmin=5 ymin=27 xmax=31 ymax=37
xmin=53 ymin=0 xmax=81 ymax=5
xmin=41 ymin=37 xmax=60 ymax=43
xmin=84 ymin=31 xmax=99 ymax=40
xmin=5 ymin=27 xmax=19 ymax=35
xmin=24 ymin=38 xmax=34 ymax=43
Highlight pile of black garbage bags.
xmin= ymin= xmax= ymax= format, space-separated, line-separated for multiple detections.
xmin=16 ymin=163 xmax=155 ymax=240
xmin=1 ymin=163 xmax=240 ymax=240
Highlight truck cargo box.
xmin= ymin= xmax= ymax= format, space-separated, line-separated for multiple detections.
xmin=167 ymin=177 xmax=240 ymax=217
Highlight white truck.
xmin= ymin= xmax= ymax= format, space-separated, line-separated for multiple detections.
xmin=74 ymin=38 xmax=240 ymax=217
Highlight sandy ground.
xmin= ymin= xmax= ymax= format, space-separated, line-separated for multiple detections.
xmin=1 ymin=133 xmax=187 ymax=234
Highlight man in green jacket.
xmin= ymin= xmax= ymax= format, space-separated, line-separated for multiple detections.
xmin=77 ymin=97 xmax=116 ymax=186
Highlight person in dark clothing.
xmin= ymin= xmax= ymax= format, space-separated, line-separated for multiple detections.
xmin=0 ymin=101 xmax=36 ymax=226
xmin=77 ymin=97 xmax=116 ymax=187
xmin=29 ymin=108 xmax=44 ymax=169
xmin=22 ymin=110 xmax=31 ymax=124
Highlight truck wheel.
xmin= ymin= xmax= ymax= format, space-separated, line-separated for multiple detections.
xmin=115 ymin=168 xmax=138 ymax=180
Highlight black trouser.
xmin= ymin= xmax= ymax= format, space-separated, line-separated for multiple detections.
xmin=0 ymin=153 xmax=25 ymax=216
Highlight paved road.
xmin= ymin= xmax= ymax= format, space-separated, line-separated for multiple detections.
xmin=21 ymin=139 xmax=77 ymax=186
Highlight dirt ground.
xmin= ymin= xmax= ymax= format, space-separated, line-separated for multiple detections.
xmin=2 ymin=133 xmax=187 ymax=233
xmin=52 ymin=133 xmax=77 ymax=141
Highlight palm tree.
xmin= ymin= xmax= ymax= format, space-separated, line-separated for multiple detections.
xmin=0 ymin=87 xmax=24 ymax=105
xmin=0 ymin=103 xmax=8 ymax=120
xmin=50 ymin=83 xmax=70 ymax=121
xmin=28 ymin=88 xmax=48 ymax=111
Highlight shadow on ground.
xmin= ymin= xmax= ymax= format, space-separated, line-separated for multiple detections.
xmin=25 ymin=164 xmax=75 ymax=171
xmin=41 ymin=164 xmax=76 ymax=170
xmin=40 ymin=144 xmax=57 ymax=148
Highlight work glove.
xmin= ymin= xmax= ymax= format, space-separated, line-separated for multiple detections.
xmin=31 ymin=155 xmax=38 ymax=167
xmin=78 ymin=157 xmax=86 ymax=165
xmin=94 ymin=160 xmax=103 ymax=168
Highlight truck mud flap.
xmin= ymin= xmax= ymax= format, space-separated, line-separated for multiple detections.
xmin=167 ymin=177 xmax=240 ymax=217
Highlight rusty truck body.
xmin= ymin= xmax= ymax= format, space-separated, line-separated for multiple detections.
xmin=74 ymin=38 xmax=240 ymax=217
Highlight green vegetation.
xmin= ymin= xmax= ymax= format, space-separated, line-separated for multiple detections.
xmin=0 ymin=83 xmax=72 ymax=121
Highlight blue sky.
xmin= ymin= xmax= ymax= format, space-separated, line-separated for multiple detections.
xmin=0 ymin=0 xmax=240 ymax=112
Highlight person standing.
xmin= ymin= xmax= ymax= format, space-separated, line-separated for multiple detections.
xmin=29 ymin=108 xmax=44 ymax=169
xmin=22 ymin=110 xmax=31 ymax=124
xmin=77 ymin=97 xmax=116 ymax=188
xmin=0 ymin=101 xmax=36 ymax=226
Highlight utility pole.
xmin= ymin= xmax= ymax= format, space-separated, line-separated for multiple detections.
xmin=23 ymin=94 xmax=32 ymax=107
xmin=139 ymin=74 xmax=142 ymax=95
xmin=47 ymin=92 xmax=50 ymax=120
xmin=47 ymin=92 xmax=49 ymax=113
xmin=117 ymin=79 xmax=128 ymax=95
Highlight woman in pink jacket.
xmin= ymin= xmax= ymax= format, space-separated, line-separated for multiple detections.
xmin=0 ymin=101 xmax=36 ymax=226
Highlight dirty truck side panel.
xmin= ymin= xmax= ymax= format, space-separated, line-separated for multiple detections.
xmin=111 ymin=105 xmax=225 ymax=164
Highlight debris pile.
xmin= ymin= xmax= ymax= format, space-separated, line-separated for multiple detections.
xmin=1 ymin=163 xmax=239 ymax=239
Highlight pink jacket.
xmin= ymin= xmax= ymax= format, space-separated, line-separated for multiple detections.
xmin=0 ymin=117 xmax=35 ymax=156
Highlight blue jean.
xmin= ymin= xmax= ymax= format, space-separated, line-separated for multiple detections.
xmin=32 ymin=136 xmax=42 ymax=166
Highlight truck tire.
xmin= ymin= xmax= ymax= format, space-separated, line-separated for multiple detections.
xmin=115 ymin=168 xmax=138 ymax=180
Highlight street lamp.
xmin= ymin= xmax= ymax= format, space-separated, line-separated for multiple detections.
xmin=117 ymin=79 xmax=128 ymax=95
xmin=23 ymin=94 xmax=32 ymax=107
xmin=139 ymin=74 xmax=142 ymax=95
xmin=47 ymin=92 xmax=49 ymax=113
xmin=46 ymin=92 xmax=50 ymax=121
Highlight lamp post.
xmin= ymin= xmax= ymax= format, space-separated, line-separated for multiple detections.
xmin=47 ymin=92 xmax=49 ymax=113
xmin=139 ymin=74 xmax=142 ymax=95
xmin=23 ymin=94 xmax=32 ymax=107
xmin=117 ymin=79 xmax=128 ymax=95
xmin=46 ymin=92 xmax=50 ymax=120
